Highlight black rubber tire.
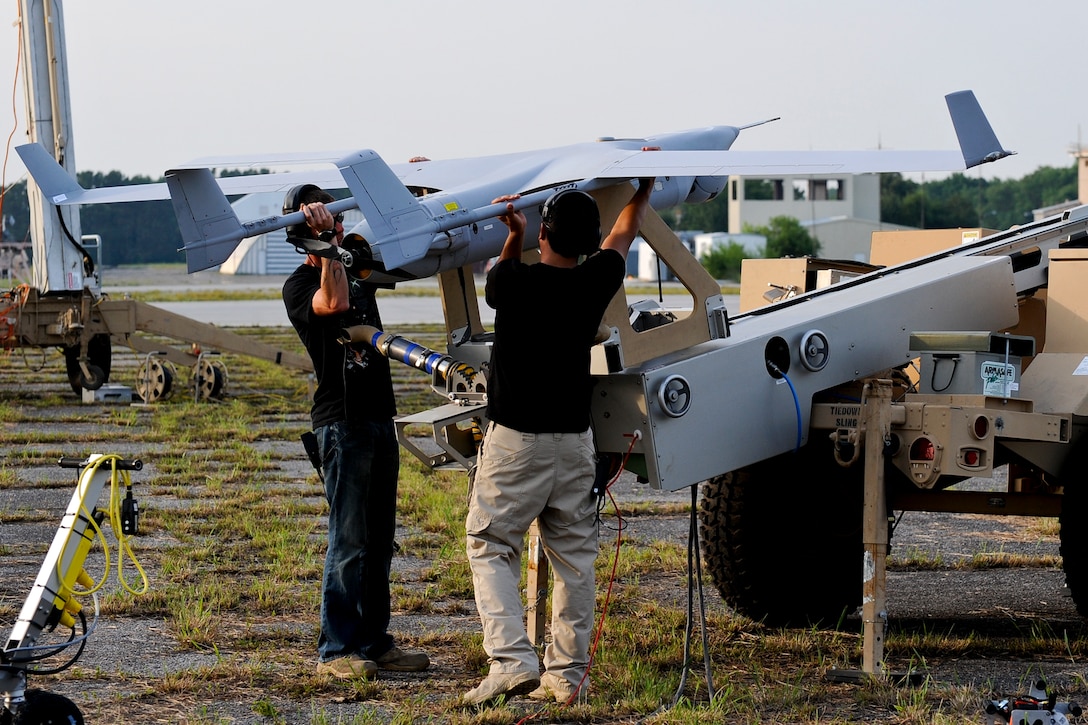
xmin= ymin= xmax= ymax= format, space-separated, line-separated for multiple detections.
xmin=1059 ymin=435 xmax=1088 ymax=617
xmin=698 ymin=440 xmax=869 ymax=628
xmin=11 ymin=689 xmax=84 ymax=725
xmin=62 ymin=334 xmax=112 ymax=394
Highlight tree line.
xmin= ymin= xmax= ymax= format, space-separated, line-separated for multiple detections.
xmin=0 ymin=162 xmax=1078 ymax=268
xmin=671 ymin=163 xmax=1079 ymax=240
xmin=672 ymin=163 xmax=1079 ymax=280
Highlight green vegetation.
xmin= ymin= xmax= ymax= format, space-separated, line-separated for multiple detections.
xmin=881 ymin=167 xmax=1079 ymax=231
xmin=694 ymin=215 xmax=819 ymax=281
xmin=699 ymin=240 xmax=750 ymax=281
xmin=745 ymin=215 xmax=821 ymax=258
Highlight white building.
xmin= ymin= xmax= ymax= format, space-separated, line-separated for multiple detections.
xmin=692 ymin=231 xmax=765 ymax=259
xmin=634 ymin=231 xmax=711 ymax=282
xmin=726 ymin=173 xmax=914 ymax=262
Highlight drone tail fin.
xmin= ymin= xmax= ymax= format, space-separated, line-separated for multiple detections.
xmin=16 ymin=143 xmax=87 ymax=204
xmin=336 ymin=150 xmax=435 ymax=271
xmin=945 ymin=90 xmax=1015 ymax=168
xmin=165 ymin=168 xmax=247 ymax=273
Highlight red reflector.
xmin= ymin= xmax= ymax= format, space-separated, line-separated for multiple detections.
xmin=641 ymin=146 xmax=661 ymax=151
xmin=910 ymin=437 xmax=935 ymax=461
xmin=964 ymin=449 xmax=980 ymax=466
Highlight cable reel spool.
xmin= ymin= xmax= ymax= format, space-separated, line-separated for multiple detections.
xmin=135 ymin=354 xmax=176 ymax=403
xmin=192 ymin=354 xmax=228 ymax=401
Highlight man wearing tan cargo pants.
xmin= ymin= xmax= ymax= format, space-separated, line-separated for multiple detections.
xmin=461 ymin=179 xmax=653 ymax=707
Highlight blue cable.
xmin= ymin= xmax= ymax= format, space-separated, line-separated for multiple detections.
xmin=768 ymin=362 xmax=803 ymax=452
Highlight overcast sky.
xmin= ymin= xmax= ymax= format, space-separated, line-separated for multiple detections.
xmin=1 ymin=1 xmax=1085 ymax=185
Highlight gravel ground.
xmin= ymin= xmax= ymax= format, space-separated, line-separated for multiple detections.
xmin=4 ymin=463 xmax=1083 ymax=723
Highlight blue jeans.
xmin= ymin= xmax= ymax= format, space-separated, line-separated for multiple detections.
xmin=315 ymin=419 xmax=399 ymax=662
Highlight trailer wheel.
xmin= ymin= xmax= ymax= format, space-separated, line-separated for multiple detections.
xmin=699 ymin=440 xmax=868 ymax=628
xmin=62 ymin=333 xmax=112 ymax=394
xmin=1059 ymin=440 xmax=1088 ymax=617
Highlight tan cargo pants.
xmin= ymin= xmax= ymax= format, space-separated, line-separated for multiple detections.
xmin=466 ymin=423 xmax=599 ymax=691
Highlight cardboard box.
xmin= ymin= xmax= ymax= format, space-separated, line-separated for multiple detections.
xmin=739 ymin=257 xmax=877 ymax=312
xmin=869 ymin=228 xmax=997 ymax=268
xmin=1043 ymin=249 xmax=1088 ymax=353
xmin=1005 ymin=292 xmax=1046 ymax=370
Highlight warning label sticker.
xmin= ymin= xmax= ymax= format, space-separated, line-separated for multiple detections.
xmin=980 ymin=361 xmax=1017 ymax=396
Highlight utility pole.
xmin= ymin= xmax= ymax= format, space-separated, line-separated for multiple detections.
xmin=18 ymin=0 xmax=90 ymax=293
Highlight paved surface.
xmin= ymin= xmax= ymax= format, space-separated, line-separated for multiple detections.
xmin=97 ymin=265 xmax=740 ymax=327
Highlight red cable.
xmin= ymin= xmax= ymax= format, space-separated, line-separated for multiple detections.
xmin=1 ymin=1 xmax=24 ymax=230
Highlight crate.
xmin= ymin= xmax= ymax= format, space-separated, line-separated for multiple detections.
xmin=82 ymin=384 xmax=134 ymax=404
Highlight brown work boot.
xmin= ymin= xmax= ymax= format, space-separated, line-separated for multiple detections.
xmin=375 ymin=645 xmax=430 ymax=672
xmin=527 ymin=681 xmax=588 ymax=705
xmin=461 ymin=671 xmax=540 ymax=707
xmin=316 ymin=654 xmax=377 ymax=680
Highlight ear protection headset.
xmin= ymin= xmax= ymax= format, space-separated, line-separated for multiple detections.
xmin=541 ymin=189 xmax=599 ymax=237
xmin=540 ymin=189 xmax=601 ymax=256
xmin=283 ymin=183 xmax=321 ymax=239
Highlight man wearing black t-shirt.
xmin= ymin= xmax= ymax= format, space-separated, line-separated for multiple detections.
xmin=462 ymin=179 xmax=654 ymax=707
xmin=281 ymin=184 xmax=429 ymax=681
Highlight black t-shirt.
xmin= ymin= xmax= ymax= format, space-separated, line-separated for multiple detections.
xmin=484 ymin=249 xmax=625 ymax=433
xmin=283 ymin=264 xmax=396 ymax=429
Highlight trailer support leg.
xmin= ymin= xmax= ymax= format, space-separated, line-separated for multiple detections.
xmin=861 ymin=378 xmax=892 ymax=677
xmin=829 ymin=378 xmax=920 ymax=685
xmin=526 ymin=520 xmax=548 ymax=648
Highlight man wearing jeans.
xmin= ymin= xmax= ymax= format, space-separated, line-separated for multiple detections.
xmin=281 ymin=184 xmax=429 ymax=680
xmin=462 ymin=180 xmax=653 ymax=706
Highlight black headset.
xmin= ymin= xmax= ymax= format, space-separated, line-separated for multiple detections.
xmin=540 ymin=189 xmax=601 ymax=251
xmin=283 ymin=183 xmax=321 ymax=239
